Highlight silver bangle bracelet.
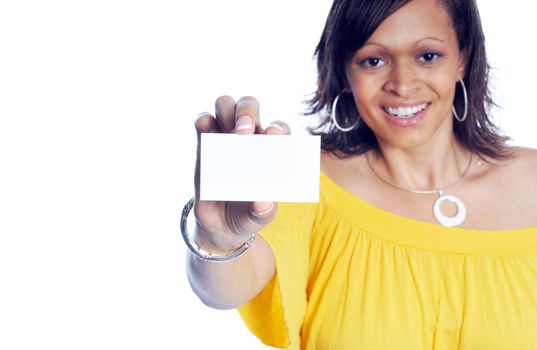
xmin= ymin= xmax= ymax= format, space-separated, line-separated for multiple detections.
xmin=180 ymin=197 xmax=257 ymax=263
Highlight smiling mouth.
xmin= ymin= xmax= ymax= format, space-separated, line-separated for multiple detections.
xmin=383 ymin=103 xmax=429 ymax=118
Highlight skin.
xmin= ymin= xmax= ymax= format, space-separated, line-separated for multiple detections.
xmin=189 ymin=0 xmax=537 ymax=309
xmin=324 ymin=0 xmax=537 ymax=229
xmin=190 ymin=96 xmax=283 ymax=309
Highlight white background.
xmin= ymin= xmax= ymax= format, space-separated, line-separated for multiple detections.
xmin=0 ymin=1 xmax=535 ymax=349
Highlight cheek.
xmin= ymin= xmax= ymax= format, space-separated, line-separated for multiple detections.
xmin=351 ymin=90 xmax=381 ymax=128
xmin=350 ymin=76 xmax=381 ymax=109
xmin=428 ymin=70 xmax=458 ymax=98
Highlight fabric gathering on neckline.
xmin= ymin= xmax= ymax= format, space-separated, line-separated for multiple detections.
xmin=239 ymin=173 xmax=537 ymax=350
xmin=319 ymin=171 xmax=537 ymax=256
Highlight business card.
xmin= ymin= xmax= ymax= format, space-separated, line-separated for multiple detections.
xmin=200 ymin=133 xmax=320 ymax=202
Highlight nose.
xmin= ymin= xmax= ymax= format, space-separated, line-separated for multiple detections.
xmin=383 ymin=60 xmax=420 ymax=98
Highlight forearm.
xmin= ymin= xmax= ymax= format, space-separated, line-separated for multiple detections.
xmin=187 ymin=251 xmax=256 ymax=309
xmin=186 ymin=236 xmax=275 ymax=310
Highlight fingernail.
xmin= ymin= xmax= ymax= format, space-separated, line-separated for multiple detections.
xmin=254 ymin=202 xmax=273 ymax=216
xmin=235 ymin=116 xmax=253 ymax=131
xmin=267 ymin=123 xmax=284 ymax=132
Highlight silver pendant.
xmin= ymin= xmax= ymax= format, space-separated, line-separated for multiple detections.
xmin=432 ymin=191 xmax=466 ymax=227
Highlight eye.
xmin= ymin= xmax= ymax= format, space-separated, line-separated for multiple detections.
xmin=360 ymin=57 xmax=386 ymax=68
xmin=419 ymin=52 xmax=441 ymax=62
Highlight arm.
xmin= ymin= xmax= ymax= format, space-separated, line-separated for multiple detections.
xmin=187 ymin=95 xmax=289 ymax=309
xmin=186 ymin=234 xmax=275 ymax=309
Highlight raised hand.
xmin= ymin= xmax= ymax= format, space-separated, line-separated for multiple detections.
xmin=193 ymin=95 xmax=291 ymax=255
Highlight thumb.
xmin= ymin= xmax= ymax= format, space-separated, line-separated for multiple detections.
xmin=250 ymin=201 xmax=275 ymax=218
xmin=225 ymin=201 xmax=277 ymax=237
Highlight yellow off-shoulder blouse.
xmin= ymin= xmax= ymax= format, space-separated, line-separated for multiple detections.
xmin=239 ymin=172 xmax=537 ymax=350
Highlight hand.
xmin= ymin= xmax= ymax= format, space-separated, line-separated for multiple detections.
xmin=193 ymin=96 xmax=291 ymax=254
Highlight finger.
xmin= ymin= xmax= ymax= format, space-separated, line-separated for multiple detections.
xmin=215 ymin=95 xmax=236 ymax=132
xmin=192 ymin=200 xmax=277 ymax=253
xmin=250 ymin=201 xmax=275 ymax=218
xmin=265 ymin=120 xmax=291 ymax=135
xmin=234 ymin=96 xmax=262 ymax=135
xmin=225 ymin=201 xmax=277 ymax=237
xmin=194 ymin=112 xmax=219 ymax=199
xmin=195 ymin=112 xmax=220 ymax=135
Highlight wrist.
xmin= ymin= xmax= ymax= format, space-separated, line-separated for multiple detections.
xmin=180 ymin=197 xmax=256 ymax=263
xmin=193 ymin=224 xmax=250 ymax=255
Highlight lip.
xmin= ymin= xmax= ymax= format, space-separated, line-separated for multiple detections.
xmin=381 ymin=102 xmax=431 ymax=127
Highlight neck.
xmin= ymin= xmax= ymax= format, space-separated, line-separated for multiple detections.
xmin=371 ymin=137 xmax=472 ymax=191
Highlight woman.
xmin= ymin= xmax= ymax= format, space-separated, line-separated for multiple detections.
xmin=185 ymin=0 xmax=537 ymax=348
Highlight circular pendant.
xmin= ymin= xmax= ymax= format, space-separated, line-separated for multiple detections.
xmin=433 ymin=194 xmax=466 ymax=227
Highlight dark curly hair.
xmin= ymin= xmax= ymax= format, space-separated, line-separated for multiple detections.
xmin=307 ymin=0 xmax=511 ymax=159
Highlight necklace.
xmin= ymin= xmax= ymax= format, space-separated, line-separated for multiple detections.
xmin=366 ymin=153 xmax=473 ymax=227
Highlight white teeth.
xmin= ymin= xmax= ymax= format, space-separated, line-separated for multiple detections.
xmin=385 ymin=103 xmax=428 ymax=118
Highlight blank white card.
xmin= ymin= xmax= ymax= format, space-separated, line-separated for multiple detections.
xmin=200 ymin=133 xmax=320 ymax=202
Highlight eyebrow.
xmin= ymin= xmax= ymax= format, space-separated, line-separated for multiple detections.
xmin=417 ymin=37 xmax=446 ymax=44
xmin=362 ymin=36 xmax=446 ymax=49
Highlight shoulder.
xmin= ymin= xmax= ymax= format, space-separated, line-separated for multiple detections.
xmin=498 ymin=147 xmax=537 ymax=179
xmin=321 ymin=150 xmax=369 ymax=188
xmin=480 ymin=146 xmax=537 ymax=204
xmin=321 ymin=150 xmax=368 ymax=175
xmin=514 ymin=147 xmax=537 ymax=170
xmin=508 ymin=147 xmax=537 ymax=195
xmin=476 ymin=146 xmax=537 ymax=174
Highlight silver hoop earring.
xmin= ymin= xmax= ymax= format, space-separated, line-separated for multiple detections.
xmin=452 ymin=78 xmax=468 ymax=122
xmin=331 ymin=92 xmax=359 ymax=132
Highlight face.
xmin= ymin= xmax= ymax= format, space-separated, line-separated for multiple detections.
xmin=345 ymin=0 xmax=466 ymax=151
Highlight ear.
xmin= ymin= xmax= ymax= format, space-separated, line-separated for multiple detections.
xmin=457 ymin=49 xmax=468 ymax=79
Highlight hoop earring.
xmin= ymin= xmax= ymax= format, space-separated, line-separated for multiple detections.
xmin=452 ymin=78 xmax=468 ymax=122
xmin=331 ymin=92 xmax=359 ymax=132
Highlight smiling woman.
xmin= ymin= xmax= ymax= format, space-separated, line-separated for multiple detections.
xmin=3 ymin=0 xmax=537 ymax=349
xmin=309 ymin=0 xmax=507 ymax=159
xmin=345 ymin=0 xmax=467 ymax=145
xmin=184 ymin=0 xmax=537 ymax=349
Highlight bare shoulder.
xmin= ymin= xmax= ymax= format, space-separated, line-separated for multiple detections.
xmin=483 ymin=146 xmax=537 ymax=202
xmin=321 ymin=150 xmax=369 ymax=191
xmin=499 ymin=147 xmax=537 ymax=178
xmin=515 ymin=147 xmax=537 ymax=170
xmin=447 ymin=148 xmax=537 ymax=229
xmin=321 ymin=151 xmax=368 ymax=177
xmin=320 ymin=150 xmax=345 ymax=177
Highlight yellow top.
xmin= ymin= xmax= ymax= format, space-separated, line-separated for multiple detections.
xmin=239 ymin=172 xmax=537 ymax=350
